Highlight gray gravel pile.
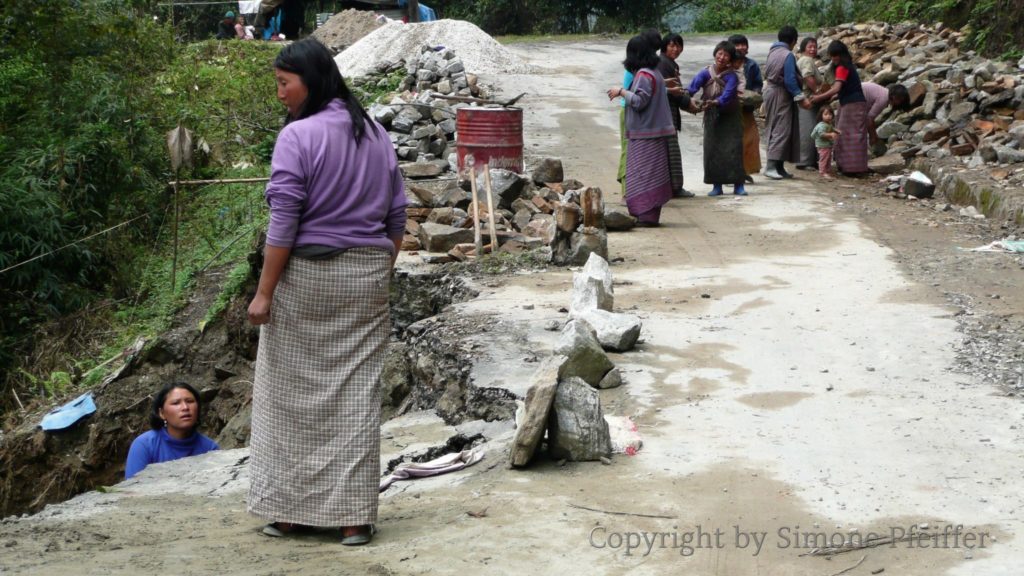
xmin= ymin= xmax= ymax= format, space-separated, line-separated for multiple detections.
xmin=312 ymin=8 xmax=382 ymax=54
xmin=335 ymin=19 xmax=532 ymax=78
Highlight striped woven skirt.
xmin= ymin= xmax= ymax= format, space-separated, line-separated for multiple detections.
xmin=617 ymin=107 xmax=628 ymax=194
xmin=667 ymin=134 xmax=684 ymax=193
xmin=625 ymin=137 xmax=673 ymax=223
xmin=248 ymin=247 xmax=391 ymax=527
xmin=835 ymin=101 xmax=869 ymax=174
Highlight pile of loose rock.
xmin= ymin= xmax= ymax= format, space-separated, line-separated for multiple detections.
xmin=402 ymin=158 xmax=618 ymax=266
xmin=510 ymin=254 xmax=643 ymax=466
xmin=348 ymin=45 xmax=486 ymax=181
xmin=311 ymin=8 xmax=382 ymax=54
xmin=817 ymin=22 xmax=1024 ymax=173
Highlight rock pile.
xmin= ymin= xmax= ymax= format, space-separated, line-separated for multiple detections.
xmin=509 ymin=254 xmax=644 ymax=466
xmin=311 ymin=9 xmax=382 ymax=54
xmin=347 ymin=45 xmax=486 ymax=184
xmin=818 ymin=22 xmax=1024 ymax=172
xmin=402 ymin=159 xmax=610 ymax=266
xmin=335 ymin=19 xmax=532 ymax=79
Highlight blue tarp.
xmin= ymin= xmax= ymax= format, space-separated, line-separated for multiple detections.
xmin=40 ymin=392 xmax=97 ymax=431
xmin=395 ymin=0 xmax=437 ymax=21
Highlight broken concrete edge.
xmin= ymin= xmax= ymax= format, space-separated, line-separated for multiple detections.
xmin=508 ymin=356 xmax=564 ymax=467
xmin=912 ymin=158 xmax=1024 ymax=225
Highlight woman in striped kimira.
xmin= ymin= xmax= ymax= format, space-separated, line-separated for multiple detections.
xmin=687 ymin=41 xmax=746 ymax=196
xmin=247 ymin=38 xmax=407 ymax=546
xmin=608 ymin=35 xmax=676 ymax=226
xmin=657 ymin=33 xmax=696 ymax=198
xmin=812 ymin=40 xmax=870 ymax=174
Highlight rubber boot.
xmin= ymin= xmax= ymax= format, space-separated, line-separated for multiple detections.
xmin=778 ymin=161 xmax=794 ymax=179
xmin=763 ymin=160 xmax=783 ymax=180
xmin=708 ymin=184 xmax=724 ymax=196
xmin=734 ymin=183 xmax=747 ymax=196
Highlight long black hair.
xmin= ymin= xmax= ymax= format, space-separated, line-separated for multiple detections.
xmin=641 ymin=28 xmax=663 ymax=52
xmin=778 ymin=25 xmax=798 ymax=45
xmin=727 ymin=34 xmax=748 ymax=47
xmin=274 ymin=37 xmax=375 ymax=144
xmin=149 ymin=382 xmax=203 ymax=431
xmin=624 ymin=35 xmax=659 ymax=73
xmin=799 ymin=37 xmax=817 ymax=54
xmin=661 ymin=33 xmax=684 ymax=54
xmin=827 ymin=40 xmax=854 ymax=70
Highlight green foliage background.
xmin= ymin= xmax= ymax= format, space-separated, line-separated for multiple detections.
xmin=0 ymin=1 xmax=283 ymax=413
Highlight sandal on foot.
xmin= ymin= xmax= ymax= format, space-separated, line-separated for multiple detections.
xmin=262 ymin=522 xmax=307 ymax=538
xmin=341 ymin=525 xmax=376 ymax=546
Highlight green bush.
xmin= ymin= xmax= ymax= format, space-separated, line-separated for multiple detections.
xmin=0 ymin=1 xmax=282 ymax=413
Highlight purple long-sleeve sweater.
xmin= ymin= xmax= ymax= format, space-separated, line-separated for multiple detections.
xmin=265 ymin=99 xmax=407 ymax=253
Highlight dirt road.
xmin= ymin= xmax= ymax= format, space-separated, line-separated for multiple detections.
xmin=2 ymin=36 xmax=1022 ymax=576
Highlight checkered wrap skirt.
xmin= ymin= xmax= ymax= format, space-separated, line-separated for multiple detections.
xmin=248 ymin=247 xmax=391 ymax=527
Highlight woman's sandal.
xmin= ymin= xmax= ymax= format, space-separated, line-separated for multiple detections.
xmin=340 ymin=524 xmax=376 ymax=546
xmin=262 ymin=522 xmax=309 ymax=538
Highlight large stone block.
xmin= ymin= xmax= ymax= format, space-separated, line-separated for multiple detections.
xmin=603 ymin=206 xmax=636 ymax=231
xmin=569 ymin=253 xmax=613 ymax=317
xmin=418 ymin=222 xmax=475 ymax=252
xmin=868 ymin=154 xmax=906 ymax=174
xmin=577 ymin=309 xmax=642 ymax=352
xmin=555 ymin=320 xmax=614 ymax=388
xmin=547 ymin=377 xmax=612 ymax=461
xmin=509 ymin=357 xmax=563 ymax=467
xmin=530 ymin=158 xmax=564 ymax=185
xmin=400 ymin=162 xmax=443 ymax=179
xmin=464 ymin=169 xmax=528 ymax=210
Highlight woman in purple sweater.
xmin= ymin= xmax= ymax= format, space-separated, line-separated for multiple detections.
xmin=247 ymin=38 xmax=407 ymax=546
xmin=608 ymin=35 xmax=676 ymax=226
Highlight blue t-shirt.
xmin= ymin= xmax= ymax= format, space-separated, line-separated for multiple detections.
xmin=125 ymin=428 xmax=219 ymax=479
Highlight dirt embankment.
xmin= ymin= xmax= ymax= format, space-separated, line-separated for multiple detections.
xmin=0 ymin=248 xmax=492 ymax=518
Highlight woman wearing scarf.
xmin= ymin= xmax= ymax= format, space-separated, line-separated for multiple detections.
xmin=687 ymin=41 xmax=746 ymax=196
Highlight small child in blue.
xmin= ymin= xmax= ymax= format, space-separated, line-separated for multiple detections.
xmin=810 ymin=107 xmax=840 ymax=180
xmin=125 ymin=382 xmax=218 ymax=479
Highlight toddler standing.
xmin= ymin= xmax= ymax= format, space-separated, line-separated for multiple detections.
xmin=811 ymin=107 xmax=839 ymax=179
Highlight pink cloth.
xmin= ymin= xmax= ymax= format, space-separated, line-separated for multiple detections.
xmin=818 ymin=146 xmax=834 ymax=176
xmin=379 ymin=449 xmax=485 ymax=492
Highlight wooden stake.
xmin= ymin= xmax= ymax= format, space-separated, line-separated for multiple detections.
xmin=467 ymin=158 xmax=483 ymax=256
xmin=11 ymin=388 xmax=24 ymax=412
xmin=482 ymin=163 xmax=499 ymax=252
xmin=171 ymin=179 xmax=179 ymax=292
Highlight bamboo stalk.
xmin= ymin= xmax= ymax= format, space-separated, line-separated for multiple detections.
xmin=467 ymin=158 xmax=483 ymax=256
xmin=482 ymin=163 xmax=499 ymax=253
xmin=171 ymin=180 xmax=179 ymax=292
xmin=166 ymin=176 xmax=269 ymax=187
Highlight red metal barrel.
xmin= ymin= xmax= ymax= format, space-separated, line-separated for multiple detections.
xmin=455 ymin=107 xmax=524 ymax=174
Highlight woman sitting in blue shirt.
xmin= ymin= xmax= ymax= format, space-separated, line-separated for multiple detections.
xmin=125 ymin=382 xmax=219 ymax=479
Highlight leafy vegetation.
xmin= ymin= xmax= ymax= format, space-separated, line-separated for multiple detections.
xmin=0 ymin=1 xmax=284 ymax=417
